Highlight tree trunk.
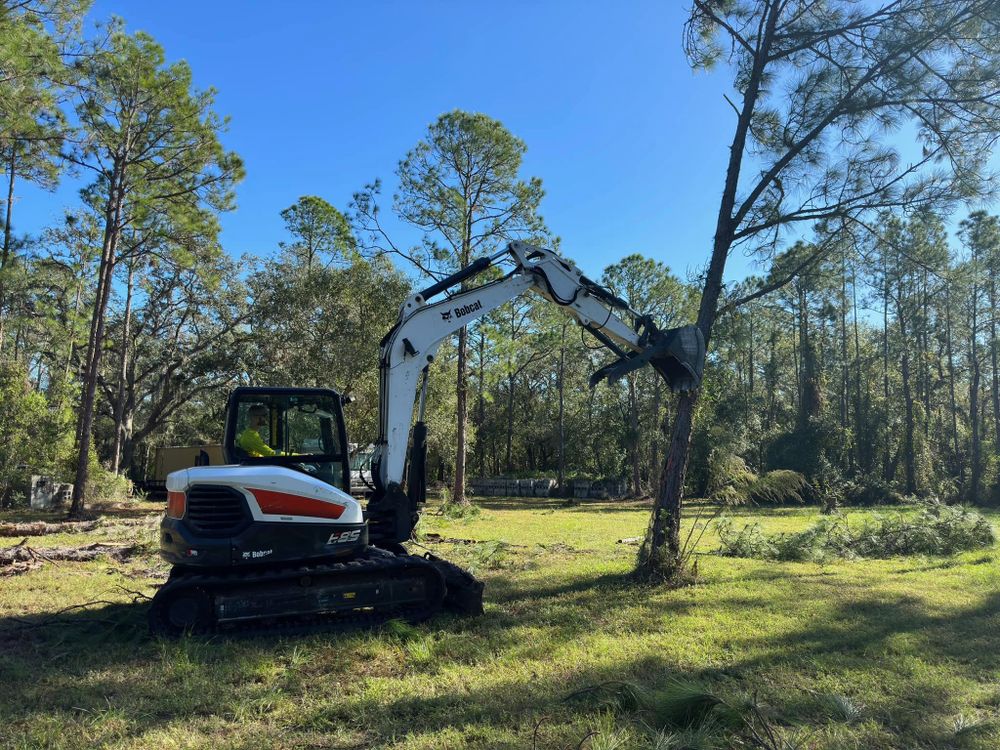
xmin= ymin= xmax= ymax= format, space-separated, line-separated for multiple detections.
xmin=70 ymin=166 xmax=124 ymax=515
xmin=945 ymin=282 xmax=961 ymax=471
xmin=504 ymin=371 xmax=515 ymax=472
xmin=0 ymin=143 xmax=17 ymax=352
xmin=970 ymin=263 xmax=983 ymax=503
xmin=852 ymin=263 xmax=865 ymax=472
xmin=970 ymin=352 xmax=982 ymax=503
xmin=990 ymin=268 xmax=1000 ymax=447
xmin=477 ymin=327 xmax=486 ymax=476
xmin=628 ymin=373 xmax=641 ymax=496
xmin=453 ymin=323 xmax=469 ymax=505
xmin=636 ymin=0 xmax=778 ymax=581
xmin=111 ymin=262 xmax=135 ymax=474
xmin=882 ymin=268 xmax=893 ymax=483
xmin=557 ymin=321 xmax=566 ymax=489
xmin=840 ymin=251 xmax=849 ymax=433
xmin=900 ymin=312 xmax=917 ymax=495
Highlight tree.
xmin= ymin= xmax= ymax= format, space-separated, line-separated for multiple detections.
xmin=65 ymin=27 xmax=243 ymax=514
xmin=959 ymin=211 xmax=1000 ymax=502
xmin=0 ymin=359 xmax=74 ymax=505
xmin=279 ymin=195 xmax=355 ymax=271
xmin=601 ymin=254 xmax=688 ymax=496
xmin=0 ymin=0 xmax=88 ymax=349
xmin=640 ymin=0 xmax=1000 ymax=580
xmin=248 ymin=230 xmax=410 ymax=446
xmin=354 ymin=110 xmax=546 ymax=505
xmin=98 ymin=253 xmax=251 ymax=475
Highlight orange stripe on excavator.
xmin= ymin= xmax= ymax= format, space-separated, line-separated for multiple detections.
xmin=247 ymin=488 xmax=346 ymax=519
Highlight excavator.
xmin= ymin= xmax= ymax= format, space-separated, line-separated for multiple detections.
xmin=148 ymin=242 xmax=705 ymax=636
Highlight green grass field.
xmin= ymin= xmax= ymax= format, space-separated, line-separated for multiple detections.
xmin=2 ymin=498 xmax=999 ymax=749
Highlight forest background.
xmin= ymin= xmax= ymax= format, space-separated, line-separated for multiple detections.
xmin=5 ymin=0 xmax=1000 ymax=532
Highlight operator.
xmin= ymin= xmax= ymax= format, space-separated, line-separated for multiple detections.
xmin=237 ymin=404 xmax=279 ymax=457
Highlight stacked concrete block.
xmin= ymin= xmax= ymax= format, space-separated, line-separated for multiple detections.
xmin=30 ymin=475 xmax=73 ymax=510
xmin=468 ymin=476 xmax=625 ymax=499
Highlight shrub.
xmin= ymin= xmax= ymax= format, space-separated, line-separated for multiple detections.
xmin=841 ymin=478 xmax=905 ymax=506
xmin=87 ymin=465 xmax=134 ymax=505
xmin=0 ymin=362 xmax=75 ymax=506
xmin=716 ymin=500 xmax=995 ymax=561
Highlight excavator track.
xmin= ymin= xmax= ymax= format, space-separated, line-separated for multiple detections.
xmin=149 ymin=549 xmax=448 ymax=638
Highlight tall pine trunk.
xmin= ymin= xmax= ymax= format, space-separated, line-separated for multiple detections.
xmin=111 ymin=263 xmax=135 ymax=474
xmin=945 ymin=282 xmax=961 ymax=470
xmin=557 ymin=320 xmax=566 ymax=489
xmin=70 ymin=165 xmax=124 ymax=515
xmin=990 ymin=267 xmax=1000 ymax=447
xmin=0 ymin=143 xmax=17 ymax=352
xmin=628 ymin=374 xmax=641 ymax=496
xmin=970 ymin=259 xmax=983 ymax=503
xmin=454 ymin=324 xmax=469 ymax=504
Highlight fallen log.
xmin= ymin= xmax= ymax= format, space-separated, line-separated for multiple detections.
xmin=0 ymin=520 xmax=99 ymax=537
xmin=0 ymin=559 xmax=43 ymax=577
xmin=0 ymin=541 xmax=138 ymax=568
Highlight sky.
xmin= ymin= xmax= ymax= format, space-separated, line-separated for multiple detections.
xmin=16 ymin=1 xmax=751 ymax=284
xmin=14 ymin=1 xmax=987 ymax=287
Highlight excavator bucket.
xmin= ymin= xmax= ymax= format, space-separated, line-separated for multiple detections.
xmin=589 ymin=324 xmax=706 ymax=393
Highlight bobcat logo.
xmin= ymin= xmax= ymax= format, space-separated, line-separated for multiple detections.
xmin=440 ymin=310 xmax=453 ymax=322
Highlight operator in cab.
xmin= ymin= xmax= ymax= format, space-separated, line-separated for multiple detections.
xmin=237 ymin=404 xmax=279 ymax=457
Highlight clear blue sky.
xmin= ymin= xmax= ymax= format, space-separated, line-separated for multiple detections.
xmin=17 ymin=1 xmax=959 ymax=286
xmin=18 ymin=1 xmax=751 ymax=283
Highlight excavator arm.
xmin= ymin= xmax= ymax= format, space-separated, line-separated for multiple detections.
xmin=365 ymin=242 xmax=705 ymax=546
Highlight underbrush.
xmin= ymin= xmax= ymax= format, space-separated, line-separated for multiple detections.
xmin=716 ymin=500 xmax=995 ymax=561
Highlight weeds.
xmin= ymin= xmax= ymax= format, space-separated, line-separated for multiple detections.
xmin=568 ymin=678 xmax=836 ymax=749
xmin=437 ymin=487 xmax=482 ymax=520
xmin=717 ymin=500 xmax=995 ymax=561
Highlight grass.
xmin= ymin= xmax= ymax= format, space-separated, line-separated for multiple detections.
xmin=2 ymin=498 xmax=1000 ymax=748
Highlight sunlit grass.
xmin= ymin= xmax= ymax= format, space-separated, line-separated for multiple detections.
xmin=2 ymin=498 xmax=999 ymax=748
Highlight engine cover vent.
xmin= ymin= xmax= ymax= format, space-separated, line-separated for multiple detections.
xmin=185 ymin=484 xmax=250 ymax=537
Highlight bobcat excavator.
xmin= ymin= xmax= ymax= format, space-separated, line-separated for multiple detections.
xmin=148 ymin=242 xmax=705 ymax=635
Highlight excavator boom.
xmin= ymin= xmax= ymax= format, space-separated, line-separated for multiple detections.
xmin=366 ymin=242 xmax=705 ymax=547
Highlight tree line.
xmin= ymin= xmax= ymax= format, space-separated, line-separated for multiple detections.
xmin=3 ymin=1 xmax=1000 ymax=582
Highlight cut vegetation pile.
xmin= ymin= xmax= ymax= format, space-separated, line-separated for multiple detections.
xmin=716 ymin=500 xmax=995 ymax=561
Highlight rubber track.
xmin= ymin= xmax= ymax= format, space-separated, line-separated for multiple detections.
xmin=149 ymin=551 xmax=444 ymax=638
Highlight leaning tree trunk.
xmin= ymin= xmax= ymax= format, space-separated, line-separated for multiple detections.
xmin=635 ymin=0 xmax=777 ymax=582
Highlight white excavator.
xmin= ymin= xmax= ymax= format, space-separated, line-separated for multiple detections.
xmin=149 ymin=242 xmax=705 ymax=635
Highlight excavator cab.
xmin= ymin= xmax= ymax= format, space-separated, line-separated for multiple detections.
xmin=223 ymin=387 xmax=352 ymax=493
